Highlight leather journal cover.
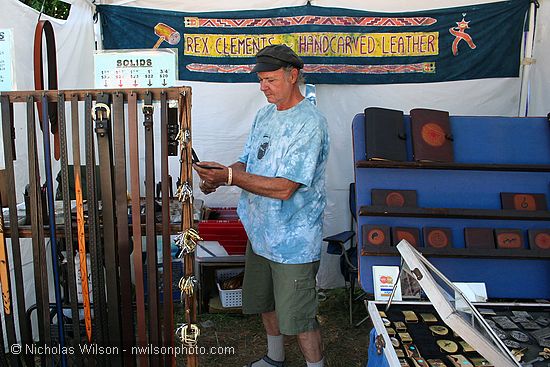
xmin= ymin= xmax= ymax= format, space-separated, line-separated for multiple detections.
xmin=410 ymin=108 xmax=454 ymax=162
xmin=392 ymin=227 xmax=420 ymax=247
xmin=364 ymin=107 xmax=407 ymax=161
xmin=464 ymin=228 xmax=495 ymax=249
xmin=423 ymin=227 xmax=452 ymax=249
xmin=362 ymin=224 xmax=391 ymax=248
xmin=528 ymin=229 xmax=550 ymax=250
xmin=371 ymin=189 xmax=418 ymax=208
xmin=500 ymin=192 xmax=548 ymax=211
xmin=494 ymin=229 xmax=524 ymax=249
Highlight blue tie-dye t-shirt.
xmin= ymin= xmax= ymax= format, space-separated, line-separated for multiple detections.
xmin=237 ymin=98 xmax=329 ymax=264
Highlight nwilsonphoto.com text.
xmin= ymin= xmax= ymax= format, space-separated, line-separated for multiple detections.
xmin=13 ymin=343 xmax=236 ymax=356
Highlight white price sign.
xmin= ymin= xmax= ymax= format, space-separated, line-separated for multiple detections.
xmin=0 ymin=29 xmax=15 ymax=92
xmin=94 ymin=49 xmax=178 ymax=89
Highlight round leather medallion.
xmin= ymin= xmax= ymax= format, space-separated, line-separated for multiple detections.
xmin=421 ymin=123 xmax=446 ymax=147
xmin=503 ymin=339 xmax=521 ymax=349
xmin=428 ymin=230 xmax=448 ymax=248
xmin=368 ymin=228 xmax=386 ymax=246
xmin=429 ymin=325 xmax=449 ymax=336
xmin=436 ymin=340 xmax=458 ymax=353
xmin=396 ymin=231 xmax=417 ymax=246
xmin=510 ymin=330 xmax=529 ymax=343
xmin=513 ymin=194 xmax=536 ymax=211
xmin=492 ymin=327 xmax=507 ymax=340
xmin=534 ymin=232 xmax=550 ymax=249
xmin=496 ymin=233 xmax=521 ymax=248
xmin=385 ymin=192 xmax=405 ymax=207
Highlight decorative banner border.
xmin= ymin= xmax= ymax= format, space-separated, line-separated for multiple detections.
xmin=183 ymin=16 xmax=438 ymax=28
xmin=187 ymin=62 xmax=435 ymax=74
xmin=98 ymin=1 xmax=529 ymax=84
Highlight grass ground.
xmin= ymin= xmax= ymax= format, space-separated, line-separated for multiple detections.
xmin=191 ymin=288 xmax=371 ymax=367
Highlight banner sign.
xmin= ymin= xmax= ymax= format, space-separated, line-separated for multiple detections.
xmin=98 ymin=1 xmax=529 ymax=84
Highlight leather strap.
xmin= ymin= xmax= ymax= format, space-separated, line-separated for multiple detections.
xmin=57 ymin=93 xmax=81 ymax=358
xmin=144 ymin=91 xmax=161 ymax=366
xmin=70 ymin=94 xmax=92 ymax=343
xmin=94 ymin=93 xmax=122 ymax=365
xmin=84 ymin=94 xmax=107 ymax=365
xmin=160 ymin=91 xmax=176 ymax=366
xmin=0 ymin=293 xmax=6 ymax=366
xmin=128 ymin=92 xmax=148 ymax=366
xmin=33 ymin=20 xmax=60 ymax=160
xmin=0 ymin=191 xmax=19 ymax=367
xmin=0 ymin=195 xmax=11 ymax=315
xmin=112 ymin=92 xmax=135 ymax=366
xmin=1 ymin=95 xmax=32 ymax=367
xmin=26 ymin=95 xmax=51 ymax=366
xmin=40 ymin=94 xmax=68 ymax=367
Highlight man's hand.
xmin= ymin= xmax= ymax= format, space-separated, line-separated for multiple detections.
xmin=198 ymin=179 xmax=219 ymax=195
xmin=193 ymin=161 xmax=230 ymax=194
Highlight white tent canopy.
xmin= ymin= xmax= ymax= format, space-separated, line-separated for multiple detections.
xmin=1 ymin=0 xmax=549 ymax=297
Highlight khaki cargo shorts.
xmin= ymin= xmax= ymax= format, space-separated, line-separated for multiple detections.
xmin=241 ymin=243 xmax=320 ymax=335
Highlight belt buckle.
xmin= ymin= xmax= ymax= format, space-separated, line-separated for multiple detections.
xmin=142 ymin=104 xmax=154 ymax=114
xmin=375 ymin=334 xmax=385 ymax=355
xmin=176 ymin=323 xmax=200 ymax=346
xmin=92 ymin=102 xmax=111 ymax=121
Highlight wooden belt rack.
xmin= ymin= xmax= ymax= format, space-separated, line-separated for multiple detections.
xmin=0 ymin=88 xmax=198 ymax=367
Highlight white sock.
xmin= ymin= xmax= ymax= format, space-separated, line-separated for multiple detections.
xmin=306 ymin=357 xmax=324 ymax=367
xmin=266 ymin=334 xmax=285 ymax=362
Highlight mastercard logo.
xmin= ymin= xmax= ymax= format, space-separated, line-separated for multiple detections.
xmin=380 ymin=276 xmax=394 ymax=284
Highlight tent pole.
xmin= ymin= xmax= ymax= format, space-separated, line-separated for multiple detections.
xmin=518 ymin=1 xmax=536 ymax=117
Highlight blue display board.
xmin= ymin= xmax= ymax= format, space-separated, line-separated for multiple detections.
xmin=353 ymin=114 xmax=550 ymax=299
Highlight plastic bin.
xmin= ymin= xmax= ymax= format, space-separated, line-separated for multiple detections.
xmin=216 ymin=268 xmax=244 ymax=308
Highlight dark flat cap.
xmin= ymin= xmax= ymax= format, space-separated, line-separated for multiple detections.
xmin=251 ymin=44 xmax=304 ymax=73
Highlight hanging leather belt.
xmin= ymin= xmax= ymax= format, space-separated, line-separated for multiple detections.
xmin=112 ymin=92 xmax=135 ymax=366
xmin=160 ymin=91 xmax=176 ymax=366
xmin=1 ymin=95 xmax=32 ymax=367
xmin=57 ymin=93 xmax=81 ymax=359
xmin=26 ymin=95 xmax=51 ymax=367
xmin=128 ymin=92 xmax=148 ymax=367
xmin=41 ymin=93 xmax=68 ymax=367
xmin=70 ymin=94 xmax=93 ymax=344
xmin=93 ymin=94 xmax=122 ymax=366
xmin=84 ymin=94 xmax=107 ymax=364
xmin=0 ymin=193 xmax=13 ymax=318
xmin=33 ymin=20 xmax=60 ymax=160
xmin=0 ymin=192 xmax=20 ymax=367
xmin=143 ymin=92 xmax=162 ymax=366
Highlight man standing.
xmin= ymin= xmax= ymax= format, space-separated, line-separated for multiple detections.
xmin=194 ymin=44 xmax=329 ymax=367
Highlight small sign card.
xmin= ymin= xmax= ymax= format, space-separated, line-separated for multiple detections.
xmin=373 ymin=265 xmax=402 ymax=301
xmin=0 ymin=29 xmax=15 ymax=91
xmin=94 ymin=48 xmax=178 ymax=89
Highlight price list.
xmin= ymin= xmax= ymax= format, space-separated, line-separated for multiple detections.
xmin=94 ymin=49 xmax=177 ymax=89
